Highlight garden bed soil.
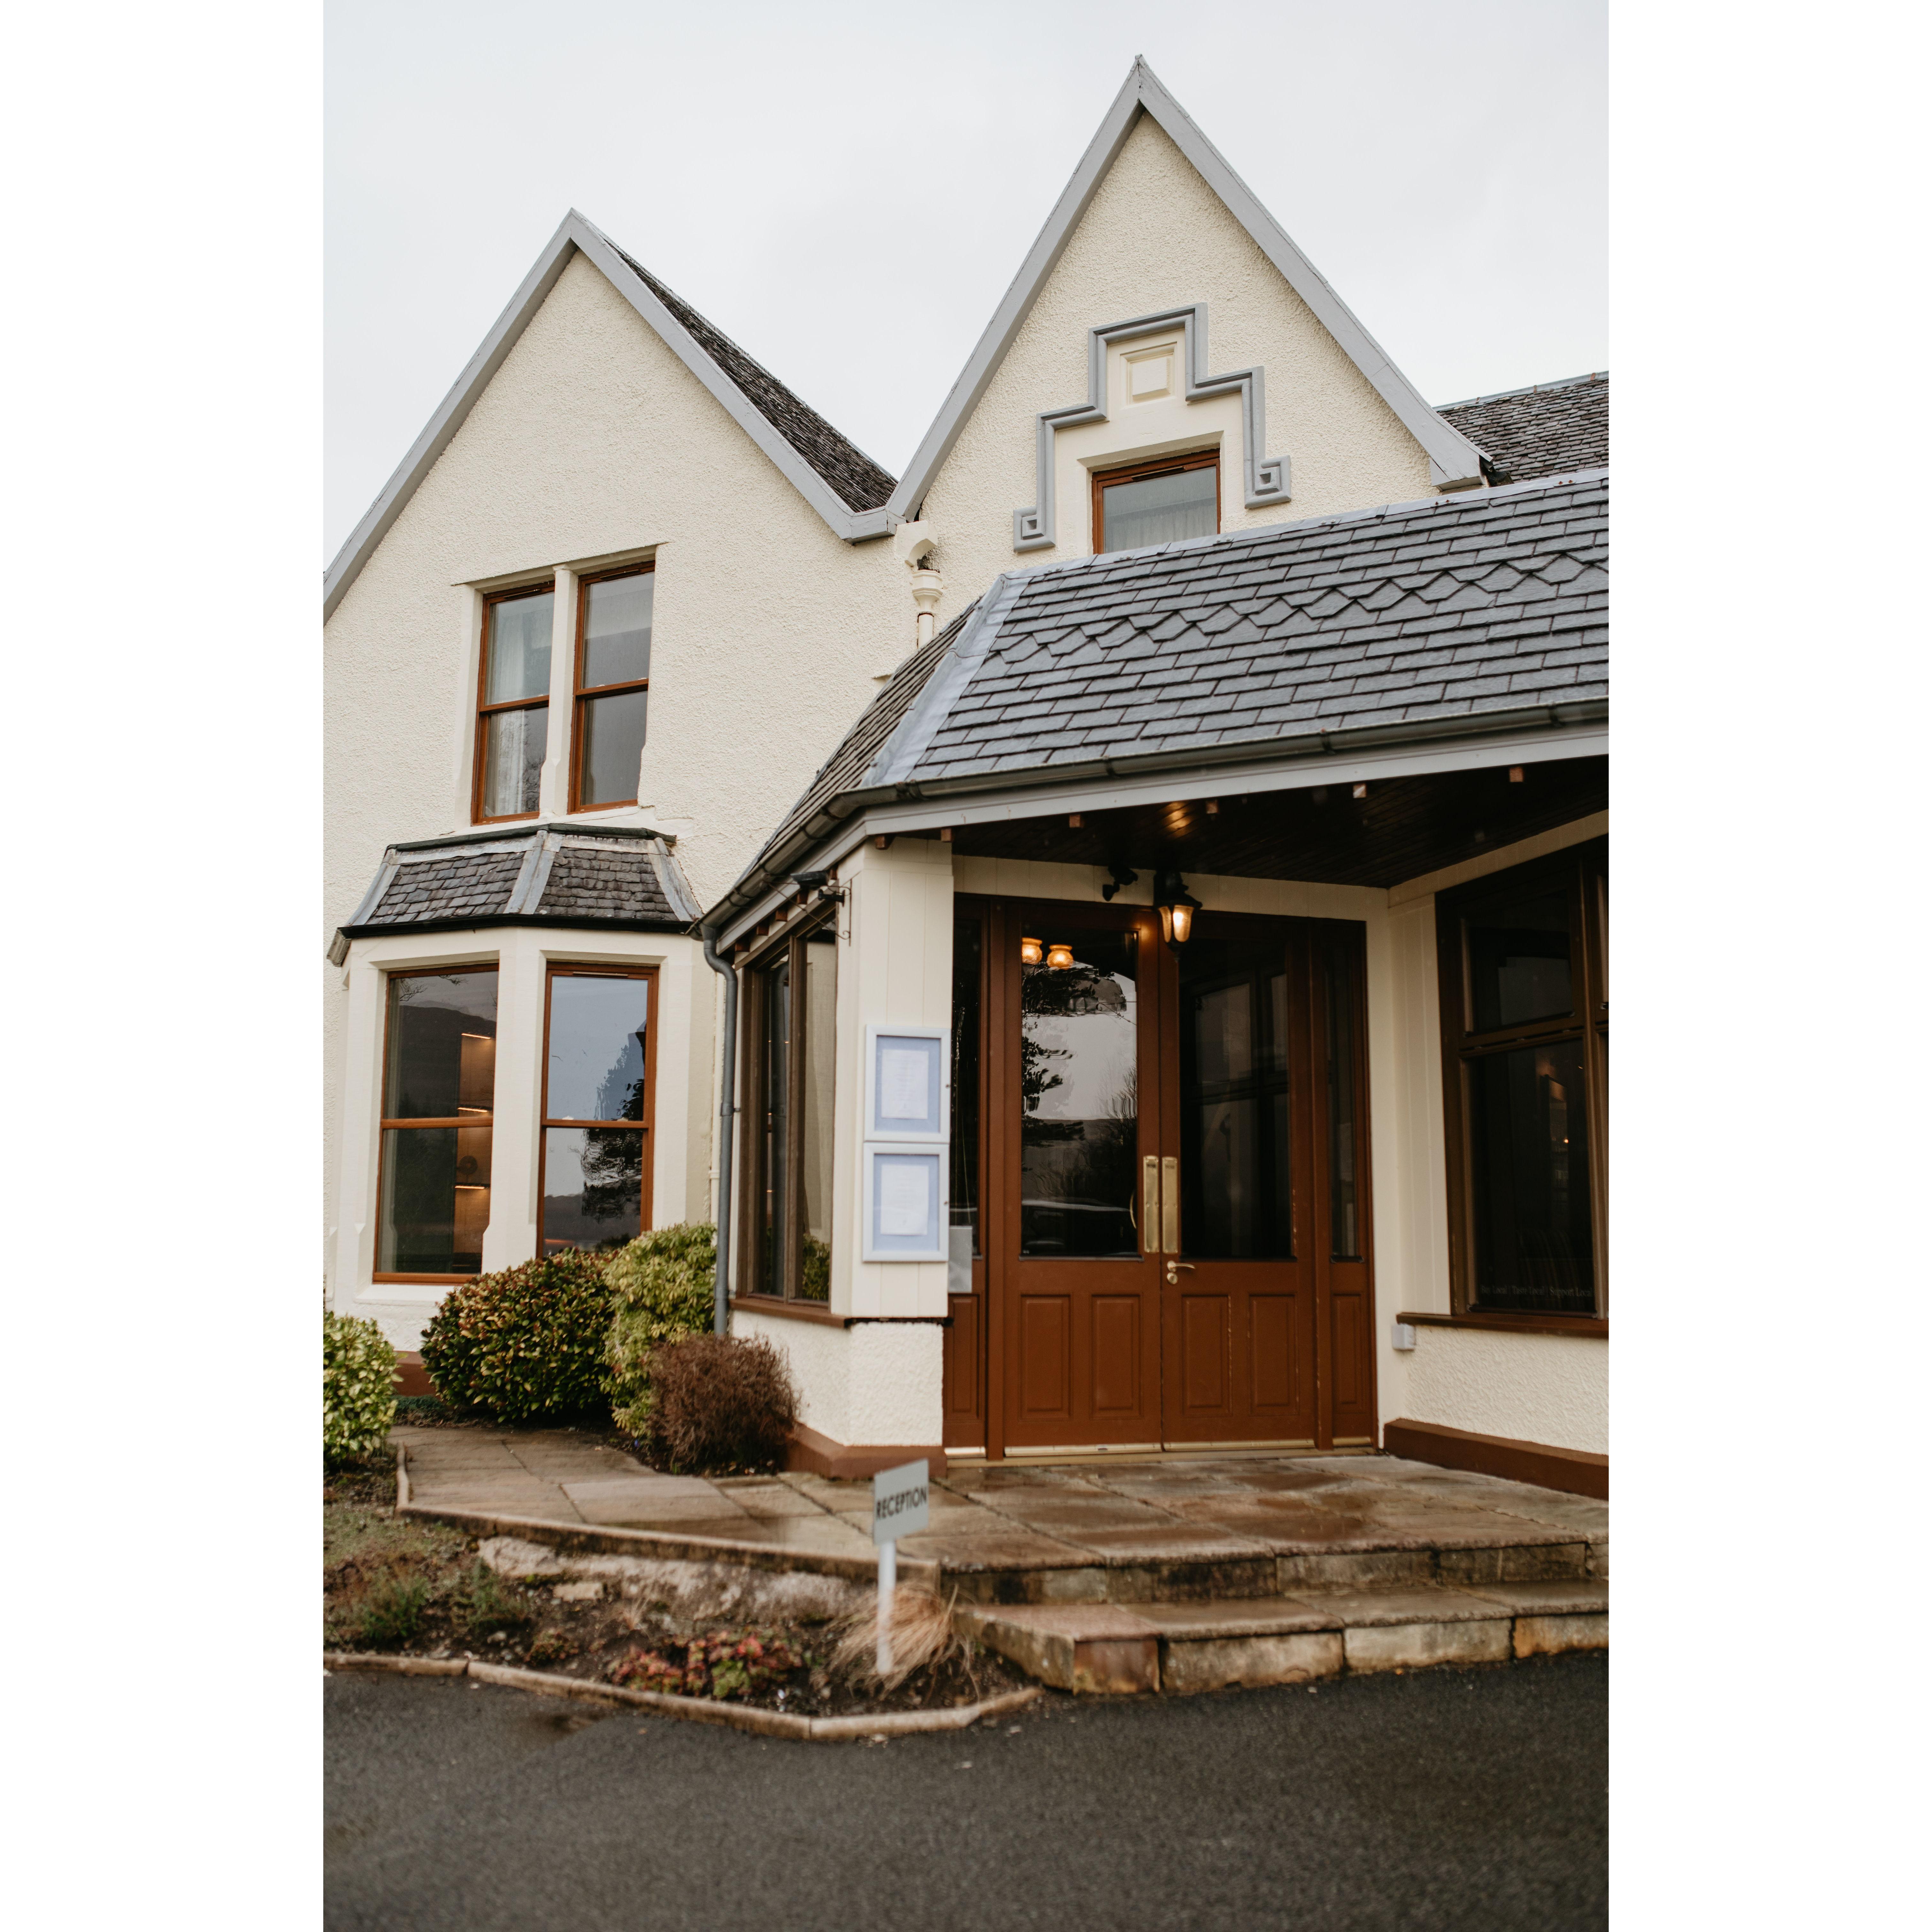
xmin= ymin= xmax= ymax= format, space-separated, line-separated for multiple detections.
xmin=324 ymin=1456 xmax=1027 ymax=1720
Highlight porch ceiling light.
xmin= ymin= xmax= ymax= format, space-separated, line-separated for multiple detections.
xmin=1020 ymin=935 xmax=1045 ymax=966
xmin=1154 ymin=870 xmax=1202 ymax=949
xmin=1045 ymin=941 xmax=1076 ymax=971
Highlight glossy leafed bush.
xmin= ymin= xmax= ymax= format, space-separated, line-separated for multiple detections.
xmin=639 ymin=1333 xmax=797 ymax=1475
xmin=604 ymin=1222 xmax=717 ymax=1436
xmin=419 ymin=1250 xmax=614 ymax=1423
xmin=324 ymin=1311 xmax=399 ymax=1464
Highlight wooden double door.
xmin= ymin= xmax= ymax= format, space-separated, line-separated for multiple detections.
xmin=948 ymin=898 xmax=1376 ymax=1455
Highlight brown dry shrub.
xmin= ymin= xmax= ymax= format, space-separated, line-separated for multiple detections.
xmin=828 ymin=1586 xmax=964 ymax=1691
xmin=640 ymin=1334 xmax=797 ymax=1475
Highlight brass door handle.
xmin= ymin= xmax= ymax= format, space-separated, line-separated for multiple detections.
xmin=1164 ymin=1261 xmax=1195 ymax=1284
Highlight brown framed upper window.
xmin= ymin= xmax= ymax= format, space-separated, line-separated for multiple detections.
xmin=571 ymin=565 xmax=653 ymax=812
xmin=539 ymin=965 xmax=658 ymax=1256
xmin=376 ymin=968 xmax=498 ymax=1282
xmin=1092 ymin=449 xmax=1220 ymax=554
xmin=740 ymin=911 xmax=838 ymax=1301
xmin=1437 ymin=839 xmax=1608 ymax=1318
xmin=473 ymin=585 xmax=553 ymax=824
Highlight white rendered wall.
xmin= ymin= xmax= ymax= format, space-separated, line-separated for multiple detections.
xmin=323 ymin=250 xmax=915 ymax=1308
xmin=733 ymin=1308 xmax=945 ymax=1450
xmin=917 ymin=115 xmax=1439 ymax=627
xmin=330 ymin=925 xmax=709 ymax=1350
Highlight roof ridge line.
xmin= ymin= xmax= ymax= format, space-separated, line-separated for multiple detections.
xmin=1437 ymin=371 xmax=1609 ymax=410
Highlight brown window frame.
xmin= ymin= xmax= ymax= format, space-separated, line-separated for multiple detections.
xmin=373 ymin=963 xmax=499 ymax=1287
xmin=536 ymin=962 xmax=660 ymax=1259
xmin=569 ymin=562 xmax=654 ymax=814
xmin=1091 ymin=447 xmax=1222 ymax=555
xmin=1436 ymin=837 xmax=1609 ymax=1323
xmin=471 ymin=582 xmax=555 ymax=827
xmin=737 ymin=907 xmax=839 ymax=1303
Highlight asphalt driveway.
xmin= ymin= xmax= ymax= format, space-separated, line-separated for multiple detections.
xmin=326 ymin=1655 xmax=1606 ymax=1931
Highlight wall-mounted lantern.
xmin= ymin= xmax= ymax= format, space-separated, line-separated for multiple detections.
xmin=1153 ymin=870 xmax=1201 ymax=949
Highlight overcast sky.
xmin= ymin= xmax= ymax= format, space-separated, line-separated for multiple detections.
xmin=325 ymin=0 xmax=1605 ymax=562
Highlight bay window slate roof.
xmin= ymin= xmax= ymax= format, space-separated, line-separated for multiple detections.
xmin=1437 ymin=372 xmax=1607 ymax=484
xmin=612 ymin=248 xmax=897 ymax=513
xmin=335 ymin=825 xmax=693 ymax=956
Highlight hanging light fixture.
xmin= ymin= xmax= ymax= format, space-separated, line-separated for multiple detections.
xmin=1046 ymin=941 xmax=1076 ymax=971
xmin=1153 ymin=870 xmax=1202 ymax=949
xmin=1020 ymin=935 xmax=1044 ymax=966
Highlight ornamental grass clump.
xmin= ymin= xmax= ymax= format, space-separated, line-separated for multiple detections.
xmin=324 ymin=1311 xmax=399 ymax=1465
xmin=419 ymin=1250 xmax=614 ymax=1424
xmin=603 ymin=1222 xmax=718 ymax=1436
xmin=638 ymin=1333 xmax=797 ymax=1475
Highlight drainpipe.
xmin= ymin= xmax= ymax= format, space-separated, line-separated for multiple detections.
xmin=700 ymin=922 xmax=738 ymax=1337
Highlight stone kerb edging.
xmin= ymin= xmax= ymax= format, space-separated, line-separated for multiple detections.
xmin=322 ymin=1651 xmax=1043 ymax=1740
xmin=392 ymin=1445 xmax=940 ymax=1590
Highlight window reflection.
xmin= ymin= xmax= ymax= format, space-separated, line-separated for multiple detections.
xmin=1020 ymin=931 xmax=1139 ymax=1257
xmin=1178 ymin=932 xmax=1292 ymax=1259
xmin=1466 ymin=891 xmax=1573 ymax=1032
xmin=1467 ymin=1039 xmax=1594 ymax=1312
xmin=540 ymin=970 xmax=651 ymax=1256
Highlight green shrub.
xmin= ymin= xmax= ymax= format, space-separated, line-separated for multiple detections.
xmin=603 ymin=1222 xmax=717 ymax=1436
xmin=638 ymin=1333 xmax=797 ymax=1475
xmin=420 ymin=1250 xmax=614 ymax=1423
xmin=324 ymin=1312 xmax=399 ymax=1465
xmin=356 ymin=1575 xmax=428 ymax=1646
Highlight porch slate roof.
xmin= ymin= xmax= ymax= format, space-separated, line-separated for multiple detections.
xmin=331 ymin=824 xmax=696 ymax=962
xmin=1437 ymin=372 xmax=1608 ymax=484
xmin=722 ymin=469 xmax=1607 ymax=921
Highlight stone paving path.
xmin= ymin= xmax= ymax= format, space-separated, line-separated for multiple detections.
xmin=392 ymin=1427 xmax=1608 ymax=1578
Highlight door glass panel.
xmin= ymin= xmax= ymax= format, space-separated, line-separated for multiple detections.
xmin=1177 ymin=932 xmax=1292 ymax=1259
xmin=540 ymin=1126 xmax=644 ymax=1255
xmin=1323 ymin=942 xmax=1361 ymax=1259
xmin=1466 ymin=890 xmax=1572 ymax=1032
xmin=797 ymin=930 xmax=836 ymax=1300
xmin=582 ymin=572 xmax=653 ymax=687
xmin=480 ymin=704 xmax=546 ymax=817
xmin=579 ymin=687 xmax=648 ymax=806
xmin=1100 ymin=464 xmax=1218 ymax=552
xmin=1467 ymin=1039 xmax=1595 ymax=1312
xmin=546 ymin=975 xmax=649 ymax=1121
xmin=1019 ymin=929 xmax=1138 ymax=1256
xmin=485 ymin=591 xmax=553 ymax=702
xmin=950 ymin=913 xmax=981 ymax=1259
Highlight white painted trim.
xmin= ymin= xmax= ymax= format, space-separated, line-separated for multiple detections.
xmin=887 ymin=58 xmax=1485 ymax=521
xmin=323 ymin=212 xmax=894 ymax=619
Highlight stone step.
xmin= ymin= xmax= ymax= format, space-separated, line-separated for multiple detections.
xmin=955 ymin=1581 xmax=1607 ymax=1696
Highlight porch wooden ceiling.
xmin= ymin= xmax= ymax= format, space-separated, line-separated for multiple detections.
xmin=939 ymin=754 xmax=1607 ymax=889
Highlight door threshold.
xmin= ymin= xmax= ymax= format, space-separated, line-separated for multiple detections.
xmin=963 ymin=1442 xmax=1381 ymax=1467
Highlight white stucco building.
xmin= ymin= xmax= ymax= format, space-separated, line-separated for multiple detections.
xmin=326 ymin=61 xmax=1608 ymax=1495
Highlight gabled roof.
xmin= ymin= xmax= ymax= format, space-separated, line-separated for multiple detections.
xmin=883 ymin=59 xmax=1488 ymax=519
xmin=715 ymin=470 xmax=1607 ymax=924
xmin=1438 ymin=372 xmax=1608 ymax=484
xmin=323 ymin=211 xmax=898 ymax=617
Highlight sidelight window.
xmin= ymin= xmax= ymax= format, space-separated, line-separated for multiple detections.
xmin=571 ymin=566 xmax=653 ymax=811
xmin=474 ymin=586 xmax=553 ymax=823
xmin=376 ymin=969 xmax=498 ymax=1279
xmin=540 ymin=967 xmax=656 ymax=1255
xmin=744 ymin=914 xmax=838 ymax=1300
xmin=1438 ymin=840 xmax=1608 ymax=1316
